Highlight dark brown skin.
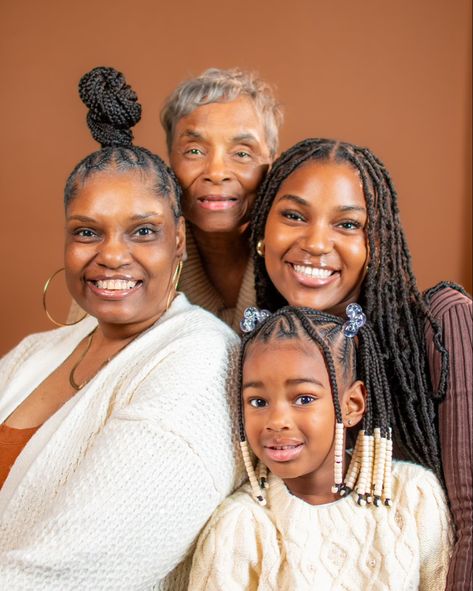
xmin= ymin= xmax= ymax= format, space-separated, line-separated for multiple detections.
xmin=170 ymin=97 xmax=272 ymax=308
xmin=242 ymin=339 xmax=365 ymax=505
xmin=264 ymin=161 xmax=368 ymax=316
xmin=5 ymin=170 xmax=185 ymax=429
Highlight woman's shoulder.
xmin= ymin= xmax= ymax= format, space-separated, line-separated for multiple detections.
xmin=423 ymin=281 xmax=472 ymax=318
xmin=1 ymin=316 xmax=97 ymax=364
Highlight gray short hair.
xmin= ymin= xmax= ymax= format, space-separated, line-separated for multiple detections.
xmin=161 ymin=68 xmax=283 ymax=158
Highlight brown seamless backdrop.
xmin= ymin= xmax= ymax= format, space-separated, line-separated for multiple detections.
xmin=0 ymin=0 xmax=471 ymax=355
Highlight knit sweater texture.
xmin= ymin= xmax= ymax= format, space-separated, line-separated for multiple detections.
xmin=189 ymin=461 xmax=453 ymax=591
xmin=0 ymin=294 xmax=244 ymax=590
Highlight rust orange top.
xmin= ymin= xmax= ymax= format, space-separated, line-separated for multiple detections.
xmin=0 ymin=423 xmax=40 ymax=489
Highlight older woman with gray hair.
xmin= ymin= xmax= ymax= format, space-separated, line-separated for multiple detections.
xmin=161 ymin=68 xmax=283 ymax=331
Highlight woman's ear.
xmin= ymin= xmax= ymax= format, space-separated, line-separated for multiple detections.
xmin=175 ymin=216 xmax=186 ymax=259
xmin=341 ymin=380 xmax=366 ymax=428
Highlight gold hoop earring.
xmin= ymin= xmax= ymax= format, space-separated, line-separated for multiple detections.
xmin=256 ymin=239 xmax=265 ymax=257
xmin=165 ymin=260 xmax=183 ymax=311
xmin=43 ymin=268 xmax=87 ymax=327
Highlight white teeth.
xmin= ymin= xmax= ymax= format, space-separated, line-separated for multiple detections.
xmin=272 ymin=445 xmax=299 ymax=450
xmin=96 ymin=279 xmax=137 ymax=290
xmin=293 ymin=265 xmax=332 ymax=279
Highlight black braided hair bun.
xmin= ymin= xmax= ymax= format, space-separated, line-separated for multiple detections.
xmin=79 ymin=66 xmax=142 ymax=148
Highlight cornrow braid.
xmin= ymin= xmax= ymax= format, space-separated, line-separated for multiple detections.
xmin=250 ymin=138 xmax=453 ymax=481
xmin=238 ymin=306 xmax=394 ymax=506
xmin=64 ymin=66 xmax=182 ymax=219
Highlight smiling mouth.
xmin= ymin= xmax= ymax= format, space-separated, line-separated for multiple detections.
xmin=292 ymin=264 xmax=335 ymax=279
xmin=263 ymin=443 xmax=304 ymax=462
xmin=92 ymin=279 xmax=141 ymax=290
xmin=197 ymin=196 xmax=238 ymax=210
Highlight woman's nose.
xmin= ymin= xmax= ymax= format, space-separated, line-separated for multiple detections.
xmin=300 ymin=223 xmax=333 ymax=255
xmin=96 ymin=236 xmax=132 ymax=268
xmin=203 ymin=151 xmax=231 ymax=184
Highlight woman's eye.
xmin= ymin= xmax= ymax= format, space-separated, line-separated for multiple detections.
xmin=337 ymin=220 xmax=362 ymax=230
xmin=234 ymin=151 xmax=251 ymax=159
xmin=281 ymin=209 xmax=305 ymax=222
xmin=295 ymin=395 xmax=316 ymax=406
xmin=133 ymin=226 xmax=158 ymax=239
xmin=74 ymin=228 xmax=97 ymax=240
xmin=185 ymin=148 xmax=203 ymax=156
xmin=248 ymin=398 xmax=267 ymax=408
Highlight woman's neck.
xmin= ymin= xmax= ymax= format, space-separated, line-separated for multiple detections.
xmin=190 ymin=224 xmax=250 ymax=308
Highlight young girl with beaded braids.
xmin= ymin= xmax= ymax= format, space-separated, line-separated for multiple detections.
xmin=189 ymin=305 xmax=453 ymax=590
xmin=249 ymin=138 xmax=472 ymax=590
xmin=0 ymin=67 xmax=244 ymax=589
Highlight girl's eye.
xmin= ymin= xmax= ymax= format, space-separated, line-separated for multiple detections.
xmin=294 ymin=395 xmax=316 ymax=406
xmin=281 ymin=209 xmax=306 ymax=222
xmin=248 ymin=398 xmax=267 ymax=408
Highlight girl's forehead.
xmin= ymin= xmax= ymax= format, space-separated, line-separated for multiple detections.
xmin=245 ymin=337 xmax=326 ymax=368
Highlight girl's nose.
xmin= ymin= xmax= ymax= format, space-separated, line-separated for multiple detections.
xmin=265 ymin=404 xmax=291 ymax=432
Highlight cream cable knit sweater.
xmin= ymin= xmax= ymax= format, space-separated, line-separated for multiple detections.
xmin=0 ymin=294 xmax=244 ymax=590
xmin=189 ymin=461 xmax=453 ymax=590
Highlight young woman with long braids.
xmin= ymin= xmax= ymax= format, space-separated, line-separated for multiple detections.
xmin=250 ymin=138 xmax=472 ymax=589
xmin=0 ymin=67 xmax=243 ymax=589
xmin=189 ymin=306 xmax=453 ymax=589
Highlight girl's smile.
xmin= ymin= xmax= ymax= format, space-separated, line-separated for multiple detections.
xmin=243 ymin=339 xmax=340 ymax=500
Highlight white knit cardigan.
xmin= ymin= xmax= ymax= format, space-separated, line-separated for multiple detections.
xmin=189 ymin=461 xmax=453 ymax=591
xmin=0 ymin=294 xmax=243 ymax=590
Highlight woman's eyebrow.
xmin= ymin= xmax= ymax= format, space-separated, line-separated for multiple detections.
xmin=275 ymin=194 xmax=309 ymax=207
xmin=337 ymin=205 xmax=366 ymax=213
xmin=231 ymin=133 xmax=259 ymax=145
xmin=178 ymin=129 xmax=204 ymax=141
xmin=130 ymin=212 xmax=164 ymax=221
xmin=66 ymin=215 xmax=96 ymax=222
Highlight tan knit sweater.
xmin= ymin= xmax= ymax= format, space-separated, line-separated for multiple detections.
xmin=178 ymin=226 xmax=256 ymax=333
xmin=189 ymin=461 xmax=453 ymax=591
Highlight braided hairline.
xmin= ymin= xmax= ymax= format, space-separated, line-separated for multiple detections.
xmin=64 ymin=146 xmax=182 ymax=219
xmin=250 ymin=138 xmax=450 ymax=480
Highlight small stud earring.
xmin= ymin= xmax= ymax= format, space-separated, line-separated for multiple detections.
xmin=347 ymin=418 xmax=353 ymax=426
xmin=256 ymin=239 xmax=265 ymax=257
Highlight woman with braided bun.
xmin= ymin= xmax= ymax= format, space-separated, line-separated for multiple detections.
xmin=0 ymin=66 xmax=243 ymax=590
xmin=250 ymin=138 xmax=472 ymax=590
xmin=189 ymin=306 xmax=453 ymax=590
